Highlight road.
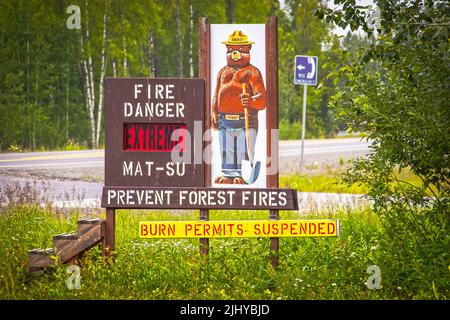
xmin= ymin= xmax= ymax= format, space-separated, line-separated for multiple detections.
xmin=0 ymin=138 xmax=370 ymax=169
xmin=0 ymin=138 xmax=371 ymax=204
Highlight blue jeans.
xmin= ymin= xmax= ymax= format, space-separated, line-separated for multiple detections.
xmin=218 ymin=113 xmax=256 ymax=178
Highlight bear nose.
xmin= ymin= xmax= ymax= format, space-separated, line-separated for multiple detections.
xmin=231 ymin=50 xmax=241 ymax=60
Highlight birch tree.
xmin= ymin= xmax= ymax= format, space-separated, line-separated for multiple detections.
xmin=79 ymin=0 xmax=108 ymax=148
xmin=175 ymin=0 xmax=183 ymax=77
xmin=189 ymin=0 xmax=194 ymax=78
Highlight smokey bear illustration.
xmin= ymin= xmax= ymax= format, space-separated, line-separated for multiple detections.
xmin=211 ymin=30 xmax=266 ymax=185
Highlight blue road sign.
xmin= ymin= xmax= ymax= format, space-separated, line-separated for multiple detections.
xmin=294 ymin=55 xmax=318 ymax=85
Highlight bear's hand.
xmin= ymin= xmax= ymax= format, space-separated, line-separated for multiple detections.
xmin=211 ymin=111 xmax=219 ymax=130
xmin=239 ymin=92 xmax=252 ymax=108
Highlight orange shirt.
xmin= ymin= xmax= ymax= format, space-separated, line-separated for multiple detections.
xmin=212 ymin=64 xmax=266 ymax=114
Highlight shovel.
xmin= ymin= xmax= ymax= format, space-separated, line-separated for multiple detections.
xmin=241 ymin=84 xmax=261 ymax=184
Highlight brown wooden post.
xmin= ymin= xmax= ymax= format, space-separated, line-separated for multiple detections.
xmin=198 ymin=17 xmax=211 ymax=260
xmin=199 ymin=209 xmax=209 ymax=259
xmin=266 ymin=16 xmax=279 ymax=269
xmin=269 ymin=210 xmax=279 ymax=268
xmin=103 ymin=208 xmax=116 ymax=263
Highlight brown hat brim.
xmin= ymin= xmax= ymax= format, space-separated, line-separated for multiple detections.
xmin=222 ymin=41 xmax=255 ymax=45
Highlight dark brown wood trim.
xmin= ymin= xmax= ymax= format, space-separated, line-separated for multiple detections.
xmin=103 ymin=208 xmax=116 ymax=263
xmin=266 ymin=16 xmax=280 ymax=269
xmin=198 ymin=17 xmax=211 ymax=259
xmin=266 ymin=16 xmax=279 ymax=189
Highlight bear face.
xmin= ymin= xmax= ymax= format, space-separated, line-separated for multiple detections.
xmin=226 ymin=44 xmax=252 ymax=68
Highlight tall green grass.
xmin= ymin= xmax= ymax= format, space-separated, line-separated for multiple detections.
xmin=0 ymin=205 xmax=447 ymax=300
xmin=280 ymin=166 xmax=437 ymax=195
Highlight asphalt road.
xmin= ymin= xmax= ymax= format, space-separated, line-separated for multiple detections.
xmin=0 ymin=138 xmax=370 ymax=169
xmin=0 ymin=138 xmax=371 ymax=203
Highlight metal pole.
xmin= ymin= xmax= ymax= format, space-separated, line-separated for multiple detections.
xmin=300 ymin=84 xmax=307 ymax=173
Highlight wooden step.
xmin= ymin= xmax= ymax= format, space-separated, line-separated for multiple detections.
xmin=77 ymin=218 xmax=105 ymax=235
xmin=53 ymin=233 xmax=79 ymax=241
xmin=53 ymin=224 xmax=104 ymax=263
xmin=28 ymin=248 xmax=56 ymax=272
xmin=28 ymin=218 xmax=106 ymax=273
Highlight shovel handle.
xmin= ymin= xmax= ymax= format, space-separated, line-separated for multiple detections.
xmin=242 ymin=84 xmax=254 ymax=164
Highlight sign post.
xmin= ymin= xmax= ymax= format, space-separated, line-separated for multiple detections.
xmin=294 ymin=55 xmax=318 ymax=173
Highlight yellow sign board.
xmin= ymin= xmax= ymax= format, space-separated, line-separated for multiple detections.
xmin=139 ymin=220 xmax=339 ymax=239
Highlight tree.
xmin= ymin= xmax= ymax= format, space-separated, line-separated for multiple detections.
xmin=278 ymin=0 xmax=334 ymax=139
xmin=317 ymin=0 xmax=449 ymax=239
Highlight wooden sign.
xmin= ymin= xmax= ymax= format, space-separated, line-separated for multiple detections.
xmin=99 ymin=17 xmax=310 ymax=270
xmin=103 ymin=78 xmax=204 ymax=188
xmin=140 ymin=220 xmax=340 ymax=238
xmin=102 ymin=187 xmax=298 ymax=210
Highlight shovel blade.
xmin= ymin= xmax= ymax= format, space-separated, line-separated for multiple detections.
xmin=242 ymin=160 xmax=261 ymax=185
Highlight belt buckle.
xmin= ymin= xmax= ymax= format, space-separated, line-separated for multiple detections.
xmin=225 ymin=115 xmax=240 ymax=120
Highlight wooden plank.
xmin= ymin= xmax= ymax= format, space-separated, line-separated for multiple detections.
xmin=266 ymin=16 xmax=280 ymax=269
xmin=266 ymin=16 xmax=279 ymax=189
xmin=103 ymin=208 xmax=116 ymax=263
xmin=28 ymin=248 xmax=55 ymax=270
xmin=53 ymin=225 xmax=103 ymax=262
xmin=198 ymin=17 xmax=211 ymax=187
xmin=77 ymin=218 xmax=105 ymax=235
xmin=199 ymin=209 xmax=209 ymax=257
xmin=53 ymin=233 xmax=79 ymax=241
xmin=198 ymin=17 xmax=211 ymax=261
xmin=102 ymin=186 xmax=298 ymax=210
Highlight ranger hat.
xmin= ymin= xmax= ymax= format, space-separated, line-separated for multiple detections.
xmin=222 ymin=30 xmax=255 ymax=45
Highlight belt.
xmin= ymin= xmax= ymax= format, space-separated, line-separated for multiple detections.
xmin=219 ymin=113 xmax=245 ymax=121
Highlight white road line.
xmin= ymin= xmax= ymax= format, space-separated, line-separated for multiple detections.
xmin=0 ymin=161 xmax=104 ymax=168
xmin=280 ymin=146 xmax=370 ymax=156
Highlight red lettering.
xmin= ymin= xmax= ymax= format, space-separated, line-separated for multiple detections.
xmin=194 ymin=224 xmax=201 ymax=236
xmin=299 ymin=223 xmax=307 ymax=234
xmin=204 ymin=224 xmax=211 ymax=236
xmin=262 ymin=224 xmax=270 ymax=235
xmin=185 ymin=224 xmax=193 ymax=235
xmin=328 ymin=222 xmax=335 ymax=235
xmin=254 ymin=224 xmax=261 ymax=236
xmin=281 ymin=223 xmax=289 ymax=235
xmin=271 ymin=223 xmax=279 ymax=235
xmin=228 ymin=223 xmax=235 ymax=235
xmin=123 ymin=123 xmax=186 ymax=152
xmin=168 ymin=224 xmax=175 ymax=236
xmin=290 ymin=223 xmax=298 ymax=235
xmin=159 ymin=224 xmax=166 ymax=236
xmin=309 ymin=223 xmax=317 ymax=235
xmin=237 ymin=224 xmax=244 ymax=236
xmin=318 ymin=222 xmax=325 ymax=235
xmin=140 ymin=224 xmax=148 ymax=236
xmin=213 ymin=224 xmax=223 ymax=236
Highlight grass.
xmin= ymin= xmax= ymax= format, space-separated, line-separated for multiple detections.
xmin=279 ymin=162 xmax=368 ymax=194
xmin=0 ymin=204 xmax=448 ymax=300
xmin=280 ymin=174 xmax=369 ymax=194
xmin=280 ymin=165 xmax=437 ymax=196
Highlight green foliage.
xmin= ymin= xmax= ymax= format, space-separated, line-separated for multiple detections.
xmin=0 ymin=205 xmax=448 ymax=299
xmin=0 ymin=0 xmax=350 ymax=151
xmin=317 ymin=1 xmax=450 ymax=249
xmin=280 ymin=173 xmax=368 ymax=194
xmin=278 ymin=0 xmax=340 ymax=138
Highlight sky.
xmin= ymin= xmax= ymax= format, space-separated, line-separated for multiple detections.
xmin=327 ymin=0 xmax=376 ymax=36
xmin=279 ymin=0 xmax=376 ymax=37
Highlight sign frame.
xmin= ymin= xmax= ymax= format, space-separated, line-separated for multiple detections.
xmin=198 ymin=16 xmax=281 ymax=267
